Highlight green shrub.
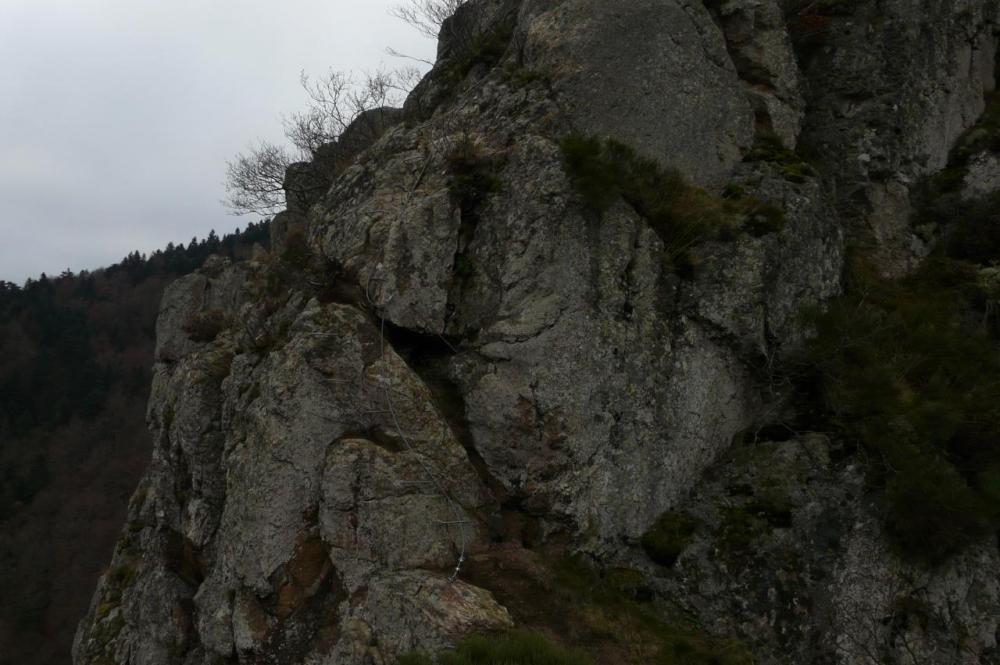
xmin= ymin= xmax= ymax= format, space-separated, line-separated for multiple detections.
xmin=181 ymin=309 xmax=228 ymax=343
xmin=656 ymin=635 xmax=753 ymax=665
xmin=109 ymin=563 xmax=137 ymax=589
xmin=716 ymin=487 xmax=795 ymax=553
xmin=744 ymin=133 xmax=817 ymax=183
xmin=884 ymin=454 xmax=991 ymax=563
xmin=254 ymin=223 xmax=350 ymax=307
xmin=548 ymin=556 xmax=753 ymax=665
xmin=721 ymin=187 xmax=786 ymax=237
xmin=560 ymin=135 xmax=784 ymax=275
xmin=803 ymin=252 xmax=1000 ymax=563
xmin=937 ymin=192 xmax=1000 ymax=264
xmin=641 ymin=511 xmax=700 ymax=566
xmin=446 ymin=136 xmax=505 ymax=210
xmin=718 ymin=506 xmax=764 ymax=552
xmin=400 ymin=631 xmax=592 ymax=665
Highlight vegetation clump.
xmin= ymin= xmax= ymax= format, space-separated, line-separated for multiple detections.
xmin=464 ymin=551 xmax=753 ymax=665
xmin=744 ymin=133 xmax=817 ymax=184
xmin=718 ymin=492 xmax=794 ymax=553
xmin=550 ymin=556 xmax=753 ymax=665
xmin=560 ymin=135 xmax=785 ymax=275
xmin=399 ymin=630 xmax=592 ymax=665
xmin=640 ymin=511 xmax=700 ymax=567
xmin=798 ymin=98 xmax=1000 ymax=561
xmin=446 ymin=135 xmax=505 ymax=210
xmin=181 ymin=308 xmax=228 ymax=343
xmin=804 ymin=245 xmax=1000 ymax=563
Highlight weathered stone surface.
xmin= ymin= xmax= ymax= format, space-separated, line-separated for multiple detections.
xmin=315 ymin=128 xmax=461 ymax=333
xmin=153 ymin=257 xmax=247 ymax=363
xmin=76 ymin=264 xmax=499 ymax=665
xmin=799 ymin=0 xmax=1000 ymax=274
xmin=75 ymin=1 xmax=1000 ymax=663
xmin=710 ymin=0 xmax=806 ymax=148
xmin=521 ymin=0 xmax=755 ymax=188
xmin=340 ymin=572 xmax=512 ymax=658
xmin=641 ymin=436 xmax=1000 ymax=665
xmin=963 ymin=150 xmax=1000 ymax=198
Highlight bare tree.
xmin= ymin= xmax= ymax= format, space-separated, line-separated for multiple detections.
xmin=224 ymin=141 xmax=295 ymax=216
xmin=283 ymin=68 xmax=418 ymax=155
xmin=223 ymin=0 xmax=457 ymax=217
xmin=224 ymin=67 xmax=419 ymax=216
xmin=389 ymin=0 xmax=467 ymax=39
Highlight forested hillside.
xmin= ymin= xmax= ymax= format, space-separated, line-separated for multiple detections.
xmin=0 ymin=222 xmax=269 ymax=665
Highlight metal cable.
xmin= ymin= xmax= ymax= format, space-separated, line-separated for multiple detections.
xmin=360 ymin=146 xmax=469 ymax=581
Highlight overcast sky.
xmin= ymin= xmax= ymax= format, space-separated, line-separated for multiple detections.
xmin=0 ymin=0 xmax=437 ymax=284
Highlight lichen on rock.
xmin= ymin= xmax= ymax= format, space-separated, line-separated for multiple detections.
xmin=74 ymin=1 xmax=1000 ymax=663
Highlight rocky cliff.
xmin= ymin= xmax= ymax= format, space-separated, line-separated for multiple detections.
xmin=74 ymin=1 xmax=1000 ymax=664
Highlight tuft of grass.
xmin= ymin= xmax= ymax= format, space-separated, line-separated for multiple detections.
xmin=197 ymin=348 xmax=235 ymax=387
xmin=745 ymin=133 xmax=817 ymax=184
xmin=641 ymin=512 xmax=700 ymax=567
xmin=560 ymin=135 xmax=784 ymax=276
xmin=446 ymin=136 xmax=505 ymax=210
xmin=721 ymin=186 xmax=786 ymax=237
xmin=181 ymin=309 xmax=228 ymax=343
xmin=502 ymin=66 xmax=549 ymax=88
xmin=109 ymin=563 xmax=137 ymax=589
xmin=717 ymin=489 xmax=794 ymax=553
xmin=462 ymin=550 xmax=754 ymax=665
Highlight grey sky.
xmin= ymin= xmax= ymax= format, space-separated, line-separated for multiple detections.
xmin=0 ymin=0 xmax=436 ymax=284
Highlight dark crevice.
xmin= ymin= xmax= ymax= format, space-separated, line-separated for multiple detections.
xmin=380 ymin=320 xmax=463 ymax=365
xmin=163 ymin=530 xmax=205 ymax=588
xmin=253 ymin=564 xmax=346 ymax=665
xmin=442 ymin=136 xmax=506 ymax=333
xmin=378 ymin=321 xmax=517 ymax=542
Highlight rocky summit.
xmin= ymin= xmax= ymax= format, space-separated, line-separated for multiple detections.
xmin=74 ymin=1 xmax=1000 ymax=664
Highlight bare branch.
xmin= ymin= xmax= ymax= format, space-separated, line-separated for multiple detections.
xmin=225 ymin=67 xmax=418 ymax=216
xmin=390 ymin=0 xmax=467 ymax=39
xmin=223 ymin=141 xmax=295 ymax=216
xmin=282 ymin=68 xmax=416 ymax=155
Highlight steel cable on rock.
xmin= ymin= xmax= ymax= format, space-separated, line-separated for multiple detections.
xmin=359 ymin=146 xmax=468 ymax=582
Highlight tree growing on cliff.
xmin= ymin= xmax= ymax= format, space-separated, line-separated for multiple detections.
xmin=223 ymin=68 xmax=417 ymax=216
xmin=390 ymin=0 xmax=467 ymax=39
xmin=224 ymin=0 xmax=468 ymax=216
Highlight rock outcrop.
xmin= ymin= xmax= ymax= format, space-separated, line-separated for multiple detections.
xmin=75 ymin=1 xmax=1000 ymax=664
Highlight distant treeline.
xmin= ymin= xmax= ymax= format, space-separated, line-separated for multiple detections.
xmin=0 ymin=219 xmax=268 ymax=665
xmin=0 ymin=221 xmax=269 ymax=441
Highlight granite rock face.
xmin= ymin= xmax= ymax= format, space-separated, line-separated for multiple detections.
xmin=75 ymin=1 xmax=1000 ymax=663
xmin=798 ymin=0 xmax=1000 ymax=274
xmin=519 ymin=0 xmax=755 ymax=188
